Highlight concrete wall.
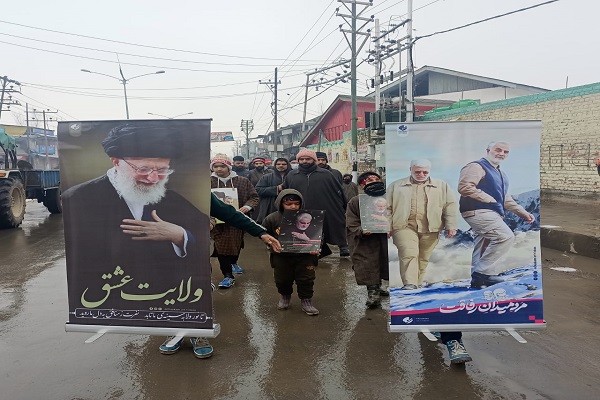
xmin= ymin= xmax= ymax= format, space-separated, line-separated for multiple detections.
xmin=420 ymin=82 xmax=600 ymax=194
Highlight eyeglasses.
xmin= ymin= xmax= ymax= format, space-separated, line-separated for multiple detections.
xmin=122 ymin=159 xmax=174 ymax=176
xmin=413 ymin=170 xmax=429 ymax=175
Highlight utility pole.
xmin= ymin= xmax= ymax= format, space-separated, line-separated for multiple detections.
xmin=29 ymin=108 xmax=58 ymax=170
xmin=337 ymin=0 xmax=373 ymax=182
xmin=374 ymin=19 xmax=381 ymax=112
xmin=0 ymin=76 xmax=22 ymax=120
xmin=240 ymin=119 xmax=254 ymax=160
xmin=406 ymin=0 xmax=414 ymax=122
xmin=259 ymin=68 xmax=281 ymax=159
xmin=367 ymin=11 xmax=411 ymax=123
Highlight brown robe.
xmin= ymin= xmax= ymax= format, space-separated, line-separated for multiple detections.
xmin=211 ymin=175 xmax=259 ymax=255
xmin=346 ymin=196 xmax=389 ymax=285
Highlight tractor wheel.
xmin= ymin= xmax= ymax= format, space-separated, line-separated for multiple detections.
xmin=43 ymin=188 xmax=62 ymax=214
xmin=0 ymin=179 xmax=26 ymax=228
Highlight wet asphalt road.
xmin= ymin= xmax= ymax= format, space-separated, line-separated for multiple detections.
xmin=1 ymin=202 xmax=599 ymax=400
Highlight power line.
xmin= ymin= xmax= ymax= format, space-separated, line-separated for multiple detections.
xmin=20 ymin=84 xmax=270 ymax=101
xmin=0 ymin=19 xmax=328 ymax=62
xmin=0 ymin=32 xmax=327 ymax=68
xmin=0 ymin=40 xmax=312 ymax=75
xmin=414 ymin=0 xmax=560 ymax=42
xmin=21 ymin=80 xmax=259 ymax=91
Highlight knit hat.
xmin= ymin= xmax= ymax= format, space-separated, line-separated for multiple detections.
xmin=315 ymin=151 xmax=327 ymax=161
xmin=210 ymin=153 xmax=232 ymax=170
xmin=232 ymin=155 xmax=245 ymax=162
xmin=296 ymin=148 xmax=317 ymax=163
xmin=251 ymin=157 xmax=266 ymax=164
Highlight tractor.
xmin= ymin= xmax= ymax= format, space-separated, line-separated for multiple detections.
xmin=0 ymin=129 xmax=61 ymax=229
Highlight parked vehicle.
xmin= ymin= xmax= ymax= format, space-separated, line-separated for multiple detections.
xmin=0 ymin=130 xmax=61 ymax=228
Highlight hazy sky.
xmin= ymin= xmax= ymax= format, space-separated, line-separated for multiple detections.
xmin=0 ymin=0 xmax=594 ymax=156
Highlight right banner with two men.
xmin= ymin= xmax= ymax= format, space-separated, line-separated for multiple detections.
xmin=385 ymin=121 xmax=545 ymax=332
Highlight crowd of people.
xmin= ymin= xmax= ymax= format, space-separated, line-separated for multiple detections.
xmin=159 ymin=142 xmax=532 ymax=365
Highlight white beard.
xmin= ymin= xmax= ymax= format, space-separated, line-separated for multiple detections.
xmin=109 ymin=167 xmax=168 ymax=207
xmin=486 ymin=155 xmax=505 ymax=166
xmin=411 ymin=174 xmax=428 ymax=183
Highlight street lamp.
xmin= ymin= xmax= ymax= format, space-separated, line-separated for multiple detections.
xmin=147 ymin=112 xmax=194 ymax=119
xmin=80 ymin=68 xmax=165 ymax=119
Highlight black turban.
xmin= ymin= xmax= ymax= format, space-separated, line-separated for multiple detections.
xmin=101 ymin=124 xmax=183 ymax=159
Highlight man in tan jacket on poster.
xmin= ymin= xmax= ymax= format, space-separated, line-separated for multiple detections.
xmin=388 ymin=159 xmax=458 ymax=289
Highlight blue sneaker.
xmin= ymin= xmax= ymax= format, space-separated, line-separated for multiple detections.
xmin=446 ymin=340 xmax=473 ymax=364
xmin=190 ymin=337 xmax=213 ymax=359
xmin=218 ymin=276 xmax=235 ymax=288
xmin=231 ymin=264 xmax=244 ymax=274
xmin=159 ymin=336 xmax=184 ymax=355
xmin=431 ymin=331 xmax=442 ymax=340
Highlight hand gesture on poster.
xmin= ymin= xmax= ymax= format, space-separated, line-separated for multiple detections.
xmin=291 ymin=231 xmax=311 ymax=241
xmin=121 ymin=210 xmax=185 ymax=247
xmin=523 ymin=213 xmax=535 ymax=224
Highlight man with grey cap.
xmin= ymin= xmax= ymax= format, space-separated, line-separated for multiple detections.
xmin=62 ymin=123 xmax=209 ymax=317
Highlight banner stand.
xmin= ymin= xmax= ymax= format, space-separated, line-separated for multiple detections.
xmin=391 ymin=323 xmax=546 ymax=343
xmin=66 ymin=323 xmax=221 ymax=344
xmin=417 ymin=326 xmax=533 ymax=343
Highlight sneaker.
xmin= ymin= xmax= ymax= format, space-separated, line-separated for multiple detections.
xmin=339 ymin=245 xmax=350 ymax=257
xmin=159 ymin=336 xmax=184 ymax=355
xmin=446 ymin=340 xmax=473 ymax=364
xmin=366 ymin=285 xmax=381 ymax=309
xmin=231 ymin=264 xmax=244 ymax=274
xmin=190 ymin=337 xmax=213 ymax=359
xmin=301 ymin=298 xmax=320 ymax=315
xmin=218 ymin=276 xmax=235 ymax=288
xmin=277 ymin=294 xmax=291 ymax=310
xmin=431 ymin=331 xmax=442 ymax=340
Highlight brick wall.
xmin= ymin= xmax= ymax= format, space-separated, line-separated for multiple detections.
xmin=419 ymin=83 xmax=600 ymax=194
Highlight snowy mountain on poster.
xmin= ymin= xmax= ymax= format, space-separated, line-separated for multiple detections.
xmin=389 ymin=262 xmax=542 ymax=312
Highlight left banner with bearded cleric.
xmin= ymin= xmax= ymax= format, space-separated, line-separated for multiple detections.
xmin=58 ymin=120 xmax=217 ymax=338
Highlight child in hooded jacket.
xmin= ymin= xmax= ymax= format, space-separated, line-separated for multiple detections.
xmin=262 ymin=189 xmax=320 ymax=315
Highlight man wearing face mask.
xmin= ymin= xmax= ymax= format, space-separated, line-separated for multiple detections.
xmin=289 ymin=155 xmax=299 ymax=170
xmin=282 ymin=148 xmax=347 ymax=258
xmin=346 ymin=172 xmax=389 ymax=309
xmin=458 ymin=141 xmax=534 ymax=289
xmin=342 ymin=173 xmax=359 ymax=203
xmin=388 ymin=159 xmax=458 ymax=290
xmin=248 ymin=157 xmax=272 ymax=186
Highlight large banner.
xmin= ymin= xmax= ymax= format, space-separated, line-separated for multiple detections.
xmin=210 ymin=131 xmax=234 ymax=142
xmin=385 ymin=121 xmax=544 ymax=332
xmin=59 ymin=120 xmax=214 ymax=333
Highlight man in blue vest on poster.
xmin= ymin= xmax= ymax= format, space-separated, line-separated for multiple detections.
xmin=458 ymin=141 xmax=535 ymax=289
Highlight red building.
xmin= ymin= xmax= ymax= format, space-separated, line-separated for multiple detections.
xmin=300 ymin=95 xmax=375 ymax=146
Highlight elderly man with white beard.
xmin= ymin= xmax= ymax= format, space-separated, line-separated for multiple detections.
xmin=62 ymin=124 xmax=209 ymax=318
xmin=388 ymin=159 xmax=458 ymax=290
xmin=458 ymin=141 xmax=535 ymax=289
